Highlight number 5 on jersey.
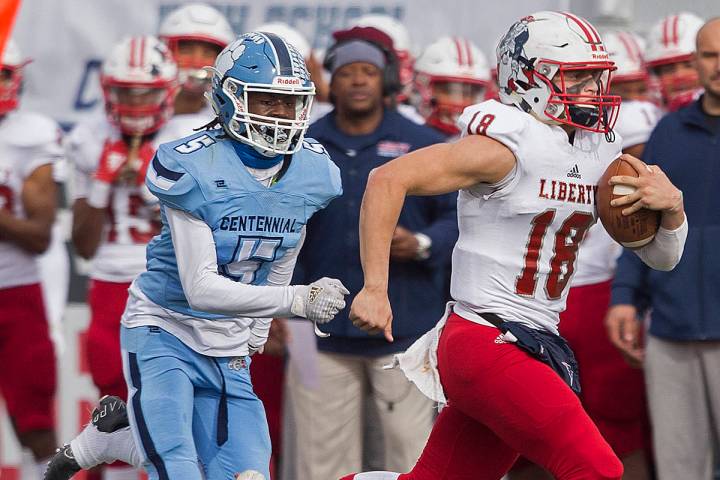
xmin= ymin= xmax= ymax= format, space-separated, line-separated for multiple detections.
xmin=220 ymin=236 xmax=283 ymax=283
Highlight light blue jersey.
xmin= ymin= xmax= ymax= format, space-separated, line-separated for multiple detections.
xmin=137 ymin=129 xmax=342 ymax=319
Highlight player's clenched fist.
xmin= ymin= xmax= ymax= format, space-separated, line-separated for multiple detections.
xmin=349 ymin=287 xmax=394 ymax=342
xmin=291 ymin=277 xmax=350 ymax=324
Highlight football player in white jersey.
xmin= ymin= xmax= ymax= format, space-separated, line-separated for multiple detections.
xmin=343 ymin=12 xmax=687 ymax=480
xmin=66 ymin=35 xmax=182 ymax=480
xmin=159 ymin=2 xmax=234 ymax=132
xmin=0 ymin=38 xmax=64 ymax=477
xmin=413 ymin=36 xmax=491 ymax=138
xmin=645 ymin=12 xmax=705 ymax=112
xmin=509 ymin=30 xmax=662 ymax=480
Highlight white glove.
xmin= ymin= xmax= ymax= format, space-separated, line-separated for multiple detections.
xmin=248 ymin=318 xmax=271 ymax=356
xmin=291 ymin=277 xmax=350 ymax=324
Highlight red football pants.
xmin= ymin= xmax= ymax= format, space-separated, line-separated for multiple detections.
xmin=559 ymin=280 xmax=648 ymax=456
xmin=87 ymin=279 xmax=130 ymax=400
xmin=399 ymin=313 xmax=623 ymax=480
xmin=0 ymin=283 xmax=56 ymax=433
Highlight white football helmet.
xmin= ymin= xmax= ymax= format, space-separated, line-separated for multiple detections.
xmin=602 ymin=31 xmax=646 ymax=82
xmin=0 ymin=39 xmax=28 ymax=115
xmin=353 ymin=14 xmax=414 ymax=100
xmin=255 ymin=22 xmax=311 ymax=59
xmin=497 ymin=11 xmax=620 ymax=134
xmin=159 ymin=3 xmax=235 ymax=91
xmin=414 ymin=37 xmax=490 ymax=135
xmin=101 ymin=36 xmax=179 ymax=136
xmin=644 ymin=12 xmax=704 ymax=109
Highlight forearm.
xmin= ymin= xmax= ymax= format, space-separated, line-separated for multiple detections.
xmin=0 ymin=211 xmax=52 ymax=254
xmin=71 ymin=200 xmax=106 ymax=259
xmin=167 ymin=206 xmax=302 ymax=317
xmin=186 ymin=271 xmax=299 ymax=317
xmin=360 ymin=168 xmax=408 ymax=290
xmin=634 ymin=216 xmax=688 ymax=271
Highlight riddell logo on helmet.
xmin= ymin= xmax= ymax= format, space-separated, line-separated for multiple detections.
xmin=592 ymin=53 xmax=609 ymax=60
xmin=273 ymin=76 xmax=301 ymax=86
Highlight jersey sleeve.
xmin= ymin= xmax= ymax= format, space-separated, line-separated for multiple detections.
xmin=457 ymin=100 xmax=529 ymax=197
xmin=614 ymin=101 xmax=661 ymax=149
xmin=145 ymin=143 xmax=206 ymax=214
xmin=457 ymin=100 xmax=529 ymax=160
xmin=300 ymin=138 xmax=343 ymax=209
xmin=6 ymin=113 xmax=64 ymax=179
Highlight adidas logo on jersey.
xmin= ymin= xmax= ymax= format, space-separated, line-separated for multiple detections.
xmin=566 ymin=164 xmax=582 ymax=179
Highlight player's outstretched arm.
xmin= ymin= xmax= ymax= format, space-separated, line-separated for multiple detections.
xmin=167 ymin=207 xmax=348 ymax=322
xmin=0 ymin=164 xmax=56 ymax=254
xmin=349 ymin=135 xmax=516 ymax=341
xmin=609 ymin=154 xmax=687 ymax=270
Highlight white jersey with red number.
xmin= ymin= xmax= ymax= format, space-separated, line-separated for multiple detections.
xmin=67 ymin=113 xmax=199 ymax=282
xmin=0 ymin=111 xmax=63 ymax=289
xmin=571 ymin=100 xmax=661 ymax=287
xmin=614 ymin=100 xmax=662 ymax=150
xmin=451 ymin=100 xmax=622 ymax=333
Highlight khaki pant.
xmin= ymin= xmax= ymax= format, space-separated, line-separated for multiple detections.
xmin=282 ymin=351 xmax=434 ymax=480
xmin=645 ymin=335 xmax=720 ymax=480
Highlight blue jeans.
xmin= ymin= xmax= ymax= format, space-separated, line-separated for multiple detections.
xmin=121 ymin=325 xmax=271 ymax=480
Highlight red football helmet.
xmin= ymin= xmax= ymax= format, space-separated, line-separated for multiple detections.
xmin=644 ymin=12 xmax=704 ymax=110
xmin=159 ymin=3 xmax=235 ymax=92
xmin=101 ymin=36 xmax=179 ymax=136
xmin=0 ymin=39 xmax=29 ymax=115
xmin=414 ymin=37 xmax=491 ymax=135
xmin=602 ymin=31 xmax=652 ymax=102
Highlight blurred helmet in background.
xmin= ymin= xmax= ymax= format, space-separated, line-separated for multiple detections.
xmin=0 ymin=39 xmax=29 ymax=115
xmin=101 ymin=35 xmax=179 ymax=136
xmin=413 ymin=36 xmax=490 ymax=135
xmin=159 ymin=3 xmax=234 ymax=92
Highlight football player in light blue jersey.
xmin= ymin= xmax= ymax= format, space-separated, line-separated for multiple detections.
xmin=45 ymin=32 xmax=347 ymax=480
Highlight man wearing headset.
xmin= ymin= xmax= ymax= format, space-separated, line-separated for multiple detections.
xmin=282 ymin=29 xmax=458 ymax=480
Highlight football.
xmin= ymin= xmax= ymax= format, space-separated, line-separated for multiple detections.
xmin=597 ymin=157 xmax=661 ymax=249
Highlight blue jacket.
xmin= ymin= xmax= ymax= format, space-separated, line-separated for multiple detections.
xmin=611 ymin=98 xmax=720 ymax=340
xmin=295 ymin=109 xmax=457 ymax=356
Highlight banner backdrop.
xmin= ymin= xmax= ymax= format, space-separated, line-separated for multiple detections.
xmin=12 ymin=0 xmax=563 ymax=127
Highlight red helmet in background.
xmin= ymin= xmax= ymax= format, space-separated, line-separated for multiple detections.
xmin=644 ymin=12 xmax=704 ymax=110
xmin=101 ymin=36 xmax=179 ymax=136
xmin=414 ymin=36 xmax=491 ymax=135
xmin=0 ymin=39 xmax=29 ymax=115
xmin=159 ymin=3 xmax=234 ymax=92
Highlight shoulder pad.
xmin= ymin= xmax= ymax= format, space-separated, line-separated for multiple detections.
xmin=154 ymin=113 xmax=213 ymax=147
xmin=65 ymin=116 xmax=115 ymax=174
xmin=145 ymin=142 xmax=206 ymax=213
xmin=295 ymin=138 xmax=342 ymax=208
xmin=4 ymin=112 xmax=61 ymax=148
xmin=458 ymin=101 xmax=531 ymax=156
xmin=614 ymin=101 xmax=661 ymax=150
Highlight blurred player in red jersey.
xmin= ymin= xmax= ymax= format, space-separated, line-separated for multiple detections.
xmin=67 ymin=35 xmax=182 ymax=480
xmin=341 ymin=11 xmax=687 ymax=480
xmin=645 ymin=12 xmax=705 ymax=111
xmin=413 ymin=36 xmax=491 ymax=139
xmin=0 ymin=38 xmax=64 ymax=477
xmin=508 ymin=29 xmax=662 ymax=480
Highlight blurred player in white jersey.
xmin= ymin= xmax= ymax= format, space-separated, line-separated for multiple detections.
xmin=509 ymin=29 xmax=662 ymax=480
xmin=645 ymin=12 xmax=705 ymax=111
xmin=413 ymin=36 xmax=491 ymax=139
xmin=66 ymin=35 xmax=182 ymax=480
xmin=0 ymin=38 xmax=64 ymax=477
xmin=343 ymin=11 xmax=687 ymax=480
xmin=159 ymin=2 xmax=234 ymax=131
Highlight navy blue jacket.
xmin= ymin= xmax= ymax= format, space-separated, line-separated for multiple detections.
xmin=295 ymin=109 xmax=457 ymax=356
xmin=611 ymin=98 xmax=720 ymax=340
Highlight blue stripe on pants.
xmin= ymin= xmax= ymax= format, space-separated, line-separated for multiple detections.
xmin=128 ymin=352 xmax=170 ymax=480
